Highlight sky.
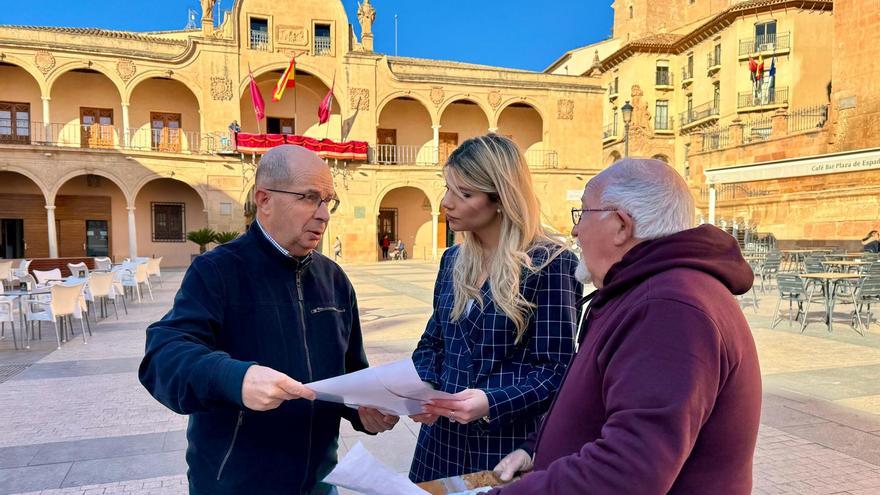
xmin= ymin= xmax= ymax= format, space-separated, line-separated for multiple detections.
xmin=0 ymin=1 xmax=614 ymax=72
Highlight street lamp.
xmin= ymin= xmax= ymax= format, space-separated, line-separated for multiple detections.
xmin=621 ymin=100 xmax=633 ymax=157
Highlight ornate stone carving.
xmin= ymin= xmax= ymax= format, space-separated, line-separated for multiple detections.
xmin=34 ymin=51 xmax=55 ymax=74
xmin=488 ymin=91 xmax=502 ymax=110
xmin=557 ymin=99 xmax=574 ymax=120
xmin=357 ymin=0 xmax=376 ymax=36
xmin=210 ymin=76 xmax=233 ymax=101
xmin=430 ymin=86 xmax=444 ymax=107
xmin=116 ymin=59 xmax=136 ymax=82
xmin=277 ymin=25 xmax=308 ymax=46
xmin=350 ymin=88 xmax=370 ymax=110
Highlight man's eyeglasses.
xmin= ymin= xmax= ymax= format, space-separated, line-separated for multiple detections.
xmin=266 ymin=188 xmax=340 ymax=214
xmin=571 ymin=207 xmax=617 ymax=226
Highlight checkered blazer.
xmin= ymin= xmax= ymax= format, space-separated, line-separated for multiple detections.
xmin=409 ymin=244 xmax=580 ymax=482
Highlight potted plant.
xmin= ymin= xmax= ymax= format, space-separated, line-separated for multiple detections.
xmin=187 ymin=228 xmax=217 ymax=259
xmin=214 ymin=231 xmax=241 ymax=244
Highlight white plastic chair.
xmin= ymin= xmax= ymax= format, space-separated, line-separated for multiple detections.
xmin=33 ymin=268 xmax=62 ymax=285
xmin=0 ymin=260 xmax=13 ymax=289
xmin=146 ymin=257 xmax=163 ymax=287
xmin=120 ymin=263 xmax=153 ymax=302
xmin=67 ymin=262 xmax=90 ymax=279
xmin=86 ymin=272 xmax=122 ymax=320
xmin=25 ymin=281 xmax=89 ymax=349
xmin=12 ymin=259 xmax=32 ymax=281
xmin=110 ymin=266 xmax=129 ymax=314
xmin=0 ymin=284 xmax=18 ymax=348
xmin=94 ymin=257 xmax=112 ymax=271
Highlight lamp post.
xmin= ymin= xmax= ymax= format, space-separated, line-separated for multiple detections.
xmin=621 ymin=100 xmax=633 ymax=157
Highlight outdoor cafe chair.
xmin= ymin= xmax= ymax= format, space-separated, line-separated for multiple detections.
xmin=11 ymin=259 xmax=31 ymax=282
xmin=146 ymin=257 xmax=163 ymax=287
xmin=760 ymin=252 xmax=782 ymax=293
xmin=86 ymin=272 xmax=122 ymax=320
xmin=0 ymin=260 xmax=14 ymax=290
xmin=120 ymin=263 xmax=153 ymax=302
xmin=67 ymin=262 xmax=90 ymax=279
xmin=25 ymin=281 xmax=89 ymax=349
xmin=772 ymin=273 xmax=821 ymax=332
xmin=93 ymin=257 xmax=112 ymax=271
xmin=851 ymin=273 xmax=880 ymax=332
xmin=33 ymin=268 xmax=62 ymax=286
xmin=0 ymin=284 xmax=17 ymax=348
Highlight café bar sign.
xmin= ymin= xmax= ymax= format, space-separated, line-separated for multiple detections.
xmin=705 ymin=147 xmax=880 ymax=184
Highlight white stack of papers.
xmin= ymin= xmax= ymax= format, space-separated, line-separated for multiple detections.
xmin=307 ymin=359 xmax=456 ymax=415
xmin=323 ymin=442 xmax=429 ymax=495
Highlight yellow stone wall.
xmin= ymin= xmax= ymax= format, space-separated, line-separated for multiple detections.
xmin=0 ymin=0 xmax=603 ymax=265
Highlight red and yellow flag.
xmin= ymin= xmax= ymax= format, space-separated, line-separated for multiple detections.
xmin=272 ymin=56 xmax=296 ymax=102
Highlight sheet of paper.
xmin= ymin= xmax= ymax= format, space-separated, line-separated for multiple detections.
xmin=306 ymin=358 xmax=456 ymax=416
xmin=323 ymin=442 xmax=429 ymax=495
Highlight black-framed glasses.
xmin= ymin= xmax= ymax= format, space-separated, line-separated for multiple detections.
xmin=266 ymin=188 xmax=340 ymax=214
xmin=571 ymin=207 xmax=617 ymax=226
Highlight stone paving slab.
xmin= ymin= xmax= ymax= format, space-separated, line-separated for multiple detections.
xmin=4 ymin=263 xmax=880 ymax=494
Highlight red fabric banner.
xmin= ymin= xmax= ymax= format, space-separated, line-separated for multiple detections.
xmin=235 ymin=133 xmax=368 ymax=161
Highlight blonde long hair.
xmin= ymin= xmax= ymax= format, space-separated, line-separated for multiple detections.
xmin=445 ymin=134 xmax=564 ymax=343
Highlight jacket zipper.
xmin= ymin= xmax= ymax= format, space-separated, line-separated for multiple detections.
xmin=296 ymin=270 xmax=315 ymax=494
xmin=216 ymin=411 xmax=243 ymax=481
xmin=533 ymin=307 xmax=591 ymax=459
xmin=310 ymin=307 xmax=346 ymax=314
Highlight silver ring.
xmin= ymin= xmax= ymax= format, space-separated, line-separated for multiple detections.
xmin=449 ymin=411 xmax=456 ymax=422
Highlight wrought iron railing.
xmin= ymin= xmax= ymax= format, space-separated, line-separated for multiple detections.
xmin=679 ymin=101 xmax=719 ymax=126
xmin=655 ymin=70 xmax=673 ymax=86
xmin=654 ymin=115 xmax=674 ymax=132
xmin=524 ymin=149 xmax=559 ymax=168
xmin=314 ymin=36 xmax=332 ymax=56
xmin=250 ymin=30 xmax=270 ymax=51
xmin=738 ymin=86 xmax=789 ymax=108
xmin=788 ymin=104 xmax=829 ymax=132
xmin=738 ymin=32 xmax=791 ymax=56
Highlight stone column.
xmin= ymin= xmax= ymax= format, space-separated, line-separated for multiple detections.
xmin=771 ymin=108 xmax=789 ymax=138
xmin=41 ymin=96 xmax=51 ymax=142
xmin=45 ymin=205 xmax=58 ymax=258
xmin=431 ymin=212 xmax=440 ymax=260
xmin=708 ymin=184 xmax=717 ymax=225
xmin=432 ymin=124 xmax=441 ymax=164
xmin=121 ymin=103 xmax=131 ymax=148
xmin=127 ymin=206 xmax=138 ymax=259
xmin=729 ymin=118 xmax=744 ymax=146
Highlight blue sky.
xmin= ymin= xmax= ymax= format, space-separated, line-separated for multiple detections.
xmin=0 ymin=1 xmax=614 ymax=72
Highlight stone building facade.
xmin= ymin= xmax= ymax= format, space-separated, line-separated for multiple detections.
xmin=548 ymin=0 xmax=880 ymax=245
xmin=0 ymin=0 xmax=604 ymax=265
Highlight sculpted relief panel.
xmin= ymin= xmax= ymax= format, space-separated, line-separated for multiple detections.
xmin=276 ymin=25 xmax=308 ymax=46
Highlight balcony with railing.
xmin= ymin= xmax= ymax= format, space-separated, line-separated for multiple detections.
xmin=602 ymin=123 xmax=618 ymax=143
xmin=369 ymin=145 xmax=437 ymax=166
xmin=737 ymin=86 xmax=789 ymax=110
xmin=608 ymin=81 xmax=619 ymax=100
xmin=249 ymin=29 xmax=270 ymax=51
xmin=0 ymin=121 xmax=231 ymax=155
xmin=681 ymin=66 xmax=694 ymax=86
xmin=655 ymin=70 xmax=673 ymax=88
xmin=702 ymin=127 xmax=730 ymax=151
xmin=706 ymin=52 xmax=721 ymax=74
xmin=679 ymin=101 xmax=719 ymax=128
xmin=524 ymin=149 xmax=559 ymax=168
xmin=314 ymin=36 xmax=332 ymax=56
xmin=738 ymin=32 xmax=791 ymax=58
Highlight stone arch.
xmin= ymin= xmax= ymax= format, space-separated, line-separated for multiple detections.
xmin=0 ymin=166 xmax=51 ymax=201
xmin=373 ymin=181 xmax=439 ymax=216
xmin=437 ymin=95 xmax=493 ymax=125
xmin=494 ymin=97 xmax=547 ymax=130
xmin=607 ymin=150 xmax=622 ymax=166
xmin=46 ymin=61 xmax=125 ymax=101
xmin=376 ymin=91 xmax=438 ymax=126
xmin=49 ymin=169 xmax=132 ymax=205
xmin=495 ymin=100 xmax=547 ymax=162
xmin=375 ymin=184 xmax=438 ymax=260
xmin=651 ymin=154 xmax=670 ymax=164
xmin=238 ymin=62 xmax=345 ymax=106
xmin=125 ymin=70 xmax=204 ymax=109
xmin=131 ymin=173 xmax=208 ymax=209
xmin=0 ymin=55 xmax=50 ymax=96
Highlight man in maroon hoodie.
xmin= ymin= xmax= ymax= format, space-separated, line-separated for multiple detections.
xmin=489 ymin=158 xmax=761 ymax=494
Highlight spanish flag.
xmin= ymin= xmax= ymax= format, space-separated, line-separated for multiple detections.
xmin=272 ymin=56 xmax=296 ymax=102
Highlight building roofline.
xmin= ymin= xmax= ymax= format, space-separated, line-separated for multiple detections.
xmin=0 ymin=24 xmax=189 ymax=46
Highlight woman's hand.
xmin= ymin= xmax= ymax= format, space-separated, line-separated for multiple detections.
xmin=423 ymin=389 xmax=490 ymax=424
xmin=409 ymin=413 xmax=440 ymax=425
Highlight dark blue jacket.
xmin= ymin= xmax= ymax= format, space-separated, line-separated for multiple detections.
xmin=139 ymin=224 xmax=369 ymax=494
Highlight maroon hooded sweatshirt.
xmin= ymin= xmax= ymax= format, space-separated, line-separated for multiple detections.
xmin=492 ymin=225 xmax=762 ymax=495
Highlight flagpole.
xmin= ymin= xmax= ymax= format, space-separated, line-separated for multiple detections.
xmin=293 ymin=68 xmax=298 ymax=136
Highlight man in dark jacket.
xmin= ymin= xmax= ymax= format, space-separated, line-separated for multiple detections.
xmin=491 ymin=158 xmax=761 ymax=494
xmin=139 ymin=145 xmax=398 ymax=494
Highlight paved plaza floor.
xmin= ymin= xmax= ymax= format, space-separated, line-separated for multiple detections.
xmin=2 ymin=260 xmax=880 ymax=494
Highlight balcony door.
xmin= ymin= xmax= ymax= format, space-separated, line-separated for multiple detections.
xmin=0 ymin=102 xmax=30 ymax=145
xmin=151 ymin=112 xmax=182 ymax=152
xmin=80 ymin=107 xmax=114 ymax=148
xmin=438 ymin=132 xmax=458 ymax=164
xmin=376 ymin=128 xmax=397 ymax=164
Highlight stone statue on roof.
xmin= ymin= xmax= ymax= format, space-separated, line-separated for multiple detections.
xmin=358 ymin=0 xmax=376 ymax=36
xmin=201 ymin=0 xmax=216 ymax=23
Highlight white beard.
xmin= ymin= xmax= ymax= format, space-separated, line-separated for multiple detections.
xmin=575 ymin=256 xmax=592 ymax=285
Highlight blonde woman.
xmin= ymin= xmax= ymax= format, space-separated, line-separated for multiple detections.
xmin=409 ymin=134 xmax=581 ymax=482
